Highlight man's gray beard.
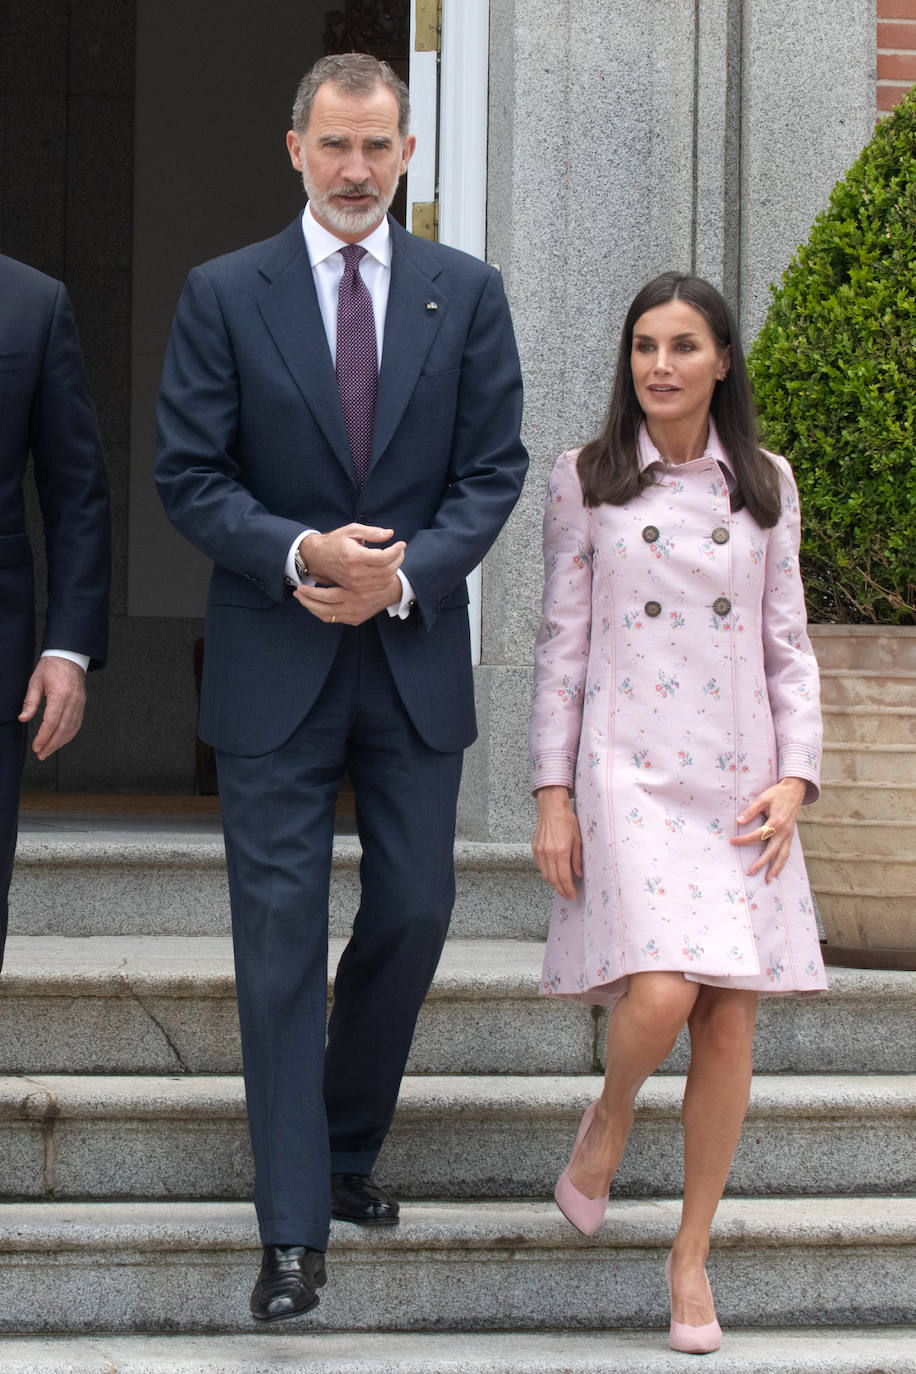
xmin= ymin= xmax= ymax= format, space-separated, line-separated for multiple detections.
xmin=302 ymin=172 xmax=397 ymax=237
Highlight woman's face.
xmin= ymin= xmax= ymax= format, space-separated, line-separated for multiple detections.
xmin=630 ymin=299 xmax=729 ymax=430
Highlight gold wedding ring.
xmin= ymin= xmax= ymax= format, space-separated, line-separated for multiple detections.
xmin=331 ymin=615 xmax=337 ymax=624
xmin=760 ymin=824 xmax=776 ymax=842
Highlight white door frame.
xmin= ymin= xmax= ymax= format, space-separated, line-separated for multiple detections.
xmin=408 ymin=0 xmax=491 ymax=664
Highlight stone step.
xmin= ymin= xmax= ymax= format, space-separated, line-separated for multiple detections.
xmin=2 ymin=936 xmax=914 ymax=1077
xmin=822 ymin=702 xmax=916 ymax=745
xmin=818 ymin=668 xmax=916 ymax=710
xmin=2 ymin=1329 xmax=916 ymax=1373
xmin=10 ymin=828 xmax=550 ymax=939
xmin=0 ymin=1198 xmax=912 ymax=1333
xmin=798 ymin=813 xmax=913 ymax=859
xmin=822 ymin=740 xmax=916 ymax=784
xmin=1 ymin=1073 xmax=912 ymax=1202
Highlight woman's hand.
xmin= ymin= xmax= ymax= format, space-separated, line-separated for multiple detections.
xmin=731 ymin=776 xmax=807 ymax=882
xmin=532 ymin=786 xmax=583 ymax=899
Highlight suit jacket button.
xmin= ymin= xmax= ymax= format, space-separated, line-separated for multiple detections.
xmin=711 ymin=526 xmax=729 ymax=544
xmin=644 ymin=600 xmax=662 ymax=617
xmin=713 ymin=596 xmax=731 ymax=617
xmin=642 ymin=525 xmax=660 ymax=543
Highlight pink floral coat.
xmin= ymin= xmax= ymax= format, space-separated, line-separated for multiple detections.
xmin=530 ymin=423 xmax=827 ymax=1004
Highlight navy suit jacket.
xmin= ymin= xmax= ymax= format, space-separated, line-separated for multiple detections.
xmin=0 ymin=255 xmax=110 ymax=721
xmin=155 ymin=215 xmax=528 ymax=756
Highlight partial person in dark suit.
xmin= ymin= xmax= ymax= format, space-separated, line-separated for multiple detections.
xmin=0 ymin=255 xmax=111 ymax=970
xmin=155 ymin=53 xmax=527 ymax=1322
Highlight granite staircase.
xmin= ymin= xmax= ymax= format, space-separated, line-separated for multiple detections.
xmin=0 ymin=811 xmax=913 ymax=1372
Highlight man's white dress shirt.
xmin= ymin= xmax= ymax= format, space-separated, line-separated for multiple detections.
xmin=285 ymin=203 xmax=414 ymax=618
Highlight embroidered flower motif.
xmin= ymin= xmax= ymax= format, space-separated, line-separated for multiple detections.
xmin=587 ymin=751 xmax=601 ymax=768
xmin=557 ymin=676 xmax=581 ymax=704
xmin=649 ymin=537 xmax=675 ymax=560
xmin=727 ymin=946 xmax=745 ymax=963
xmin=689 ymin=883 xmax=703 ymax=900
xmin=623 ymin=612 xmax=643 ymax=631
xmin=682 ymin=937 xmax=704 ymax=962
xmin=584 ymin=680 xmax=602 ymax=704
xmin=626 ymin=808 xmax=645 ymax=827
xmin=618 ymin=677 xmax=634 ymax=698
xmin=642 ymin=939 xmax=661 ymax=960
xmin=542 ymin=968 xmax=561 ymax=992
xmin=631 ymin=748 xmax=652 ymax=770
xmin=614 ymin=537 xmax=627 ymax=557
xmin=656 ymin=670 xmax=680 ymax=698
xmin=644 ymin=875 xmax=665 ymax=895
xmin=703 ymin=679 xmax=720 ymax=699
xmin=767 ymin=955 xmax=785 ymax=983
xmin=678 ymin=750 xmax=693 ymax=768
xmin=724 ymin=888 xmax=746 ymax=907
xmin=664 ymin=812 xmax=686 ymax=834
xmin=707 ymin=818 xmax=723 ymax=836
xmin=669 ymin=611 xmax=685 ymax=628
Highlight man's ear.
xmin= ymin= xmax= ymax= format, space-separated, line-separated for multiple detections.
xmin=287 ymin=129 xmax=305 ymax=173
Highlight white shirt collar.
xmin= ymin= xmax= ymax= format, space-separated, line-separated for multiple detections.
xmin=301 ymin=202 xmax=392 ymax=270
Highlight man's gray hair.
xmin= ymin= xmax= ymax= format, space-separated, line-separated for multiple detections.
xmin=291 ymin=53 xmax=410 ymax=139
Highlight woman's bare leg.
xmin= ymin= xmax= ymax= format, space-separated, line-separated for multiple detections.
xmin=568 ymin=971 xmax=700 ymax=1198
xmin=668 ymin=985 xmax=758 ymax=1324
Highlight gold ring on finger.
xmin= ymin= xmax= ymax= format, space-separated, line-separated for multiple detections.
xmin=331 ymin=615 xmax=336 ymax=624
xmin=760 ymin=824 xmax=776 ymax=842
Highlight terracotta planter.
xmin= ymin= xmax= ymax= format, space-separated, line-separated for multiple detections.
xmin=799 ymin=625 xmax=916 ymax=970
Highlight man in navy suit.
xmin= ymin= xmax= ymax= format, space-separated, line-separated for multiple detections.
xmin=0 ymin=255 xmax=110 ymax=971
xmin=155 ymin=53 xmax=527 ymax=1322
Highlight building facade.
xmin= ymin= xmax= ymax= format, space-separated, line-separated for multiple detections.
xmin=1 ymin=1 xmax=880 ymax=843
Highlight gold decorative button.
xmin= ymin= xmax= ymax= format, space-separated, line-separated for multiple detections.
xmin=711 ymin=527 xmax=729 ymax=544
xmin=642 ymin=525 xmax=660 ymax=543
xmin=644 ymin=601 xmax=662 ymax=618
xmin=712 ymin=596 xmax=732 ymax=617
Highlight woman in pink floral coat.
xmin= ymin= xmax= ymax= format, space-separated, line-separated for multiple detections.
xmin=530 ymin=273 xmax=825 ymax=1353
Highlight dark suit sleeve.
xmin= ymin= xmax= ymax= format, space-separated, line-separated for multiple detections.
xmin=155 ymin=267 xmax=307 ymax=601
xmin=30 ymin=283 xmax=111 ymax=667
xmin=400 ymin=267 xmax=528 ymax=630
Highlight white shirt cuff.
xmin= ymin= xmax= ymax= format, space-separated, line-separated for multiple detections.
xmin=41 ymin=650 xmax=90 ymax=672
xmin=286 ymin=529 xmax=318 ymax=586
xmin=388 ymin=570 xmax=416 ymax=619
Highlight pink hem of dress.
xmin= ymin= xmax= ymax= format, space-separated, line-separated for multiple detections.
xmin=539 ymin=967 xmax=829 ymax=1008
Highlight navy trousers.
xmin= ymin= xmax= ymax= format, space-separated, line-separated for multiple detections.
xmin=0 ymin=720 xmax=27 ymax=972
xmin=216 ymin=621 xmax=463 ymax=1252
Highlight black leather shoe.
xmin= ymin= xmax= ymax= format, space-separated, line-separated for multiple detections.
xmin=331 ymin=1172 xmax=400 ymax=1226
xmin=250 ymin=1244 xmax=327 ymax=1323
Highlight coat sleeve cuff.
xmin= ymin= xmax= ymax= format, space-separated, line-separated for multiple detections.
xmin=530 ymin=750 xmax=577 ymax=794
xmin=778 ymin=744 xmax=821 ymax=805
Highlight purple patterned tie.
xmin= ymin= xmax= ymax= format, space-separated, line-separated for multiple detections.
xmin=336 ymin=244 xmax=378 ymax=488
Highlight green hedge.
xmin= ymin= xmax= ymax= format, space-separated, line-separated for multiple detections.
xmin=748 ymin=89 xmax=916 ymax=624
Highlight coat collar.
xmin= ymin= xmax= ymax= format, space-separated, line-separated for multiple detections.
xmin=255 ymin=215 xmax=447 ymax=485
xmin=637 ymin=415 xmax=735 ymax=479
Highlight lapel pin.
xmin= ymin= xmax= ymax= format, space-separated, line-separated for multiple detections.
xmin=426 ymin=301 xmax=438 ymax=311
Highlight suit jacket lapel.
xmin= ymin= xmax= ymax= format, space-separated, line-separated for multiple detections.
xmin=256 ymin=218 xmax=354 ymax=483
xmin=369 ymin=220 xmax=446 ymax=474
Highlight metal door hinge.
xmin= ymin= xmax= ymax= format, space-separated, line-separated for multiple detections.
xmin=415 ymin=0 xmax=442 ymax=52
xmin=411 ymin=200 xmax=439 ymax=240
